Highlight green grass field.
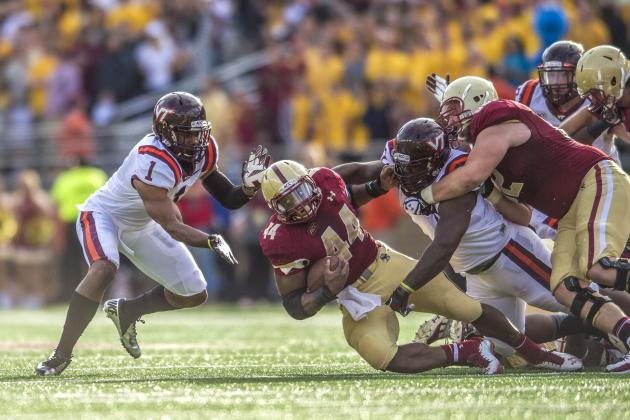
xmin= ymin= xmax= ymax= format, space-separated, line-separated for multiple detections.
xmin=1 ymin=305 xmax=629 ymax=419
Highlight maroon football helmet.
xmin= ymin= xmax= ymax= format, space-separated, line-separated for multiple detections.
xmin=537 ymin=40 xmax=584 ymax=106
xmin=393 ymin=118 xmax=449 ymax=196
xmin=152 ymin=92 xmax=211 ymax=164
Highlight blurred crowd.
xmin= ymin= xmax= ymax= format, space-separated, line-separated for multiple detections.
xmin=2 ymin=0 xmax=630 ymax=307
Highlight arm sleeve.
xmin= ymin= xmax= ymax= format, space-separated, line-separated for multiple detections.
xmin=381 ymin=139 xmax=395 ymax=165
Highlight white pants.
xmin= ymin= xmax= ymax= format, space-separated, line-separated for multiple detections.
xmin=466 ymin=225 xmax=567 ymax=356
xmin=76 ymin=210 xmax=206 ymax=296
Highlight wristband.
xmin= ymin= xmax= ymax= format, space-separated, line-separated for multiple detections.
xmin=586 ymin=119 xmax=614 ymax=139
xmin=420 ymin=185 xmax=435 ymax=205
xmin=486 ymin=186 xmax=503 ymax=205
xmin=365 ymin=179 xmax=387 ymax=198
xmin=313 ymin=285 xmax=337 ymax=305
xmin=399 ymin=282 xmax=415 ymax=294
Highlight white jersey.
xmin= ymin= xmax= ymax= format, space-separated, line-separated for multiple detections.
xmin=82 ymin=133 xmax=218 ymax=230
xmin=381 ymin=143 xmax=511 ymax=273
xmin=529 ymin=208 xmax=558 ymax=240
xmin=515 ymin=79 xmax=619 ymax=163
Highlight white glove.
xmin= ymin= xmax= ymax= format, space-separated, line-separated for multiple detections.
xmin=426 ymin=73 xmax=450 ymax=104
xmin=208 ymin=234 xmax=238 ymax=264
xmin=242 ymin=145 xmax=271 ymax=194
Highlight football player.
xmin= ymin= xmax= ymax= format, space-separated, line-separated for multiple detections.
xmin=379 ymin=118 xmax=584 ymax=363
xmin=396 ymin=75 xmax=630 ymax=373
xmin=35 ymin=92 xmax=270 ymax=376
xmin=259 ymin=160 xmax=579 ymax=374
xmin=560 ymin=45 xmax=630 ymax=150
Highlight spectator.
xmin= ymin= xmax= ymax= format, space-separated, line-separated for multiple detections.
xmin=502 ymin=36 xmax=531 ymax=87
xmin=10 ymin=170 xmax=57 ymax=307
xmin=0 ymin=177 xmax=17 ymax=308
xmin=134 ymin=21 xmax=180 ymax=91
xmin=54 ymin=101 xmax=95 ymax=164
xmin=45 ymin=49 xmax=82 ymax=119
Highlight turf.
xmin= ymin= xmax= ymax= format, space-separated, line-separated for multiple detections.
xmin=0 ymin=305 xmax=629 ymax=419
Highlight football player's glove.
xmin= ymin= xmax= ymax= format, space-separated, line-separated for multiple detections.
xmin=208 ymin=234 xmax=238 ymax=264
xmin=587 ymin=101 xmax=621 ymax=126
xmin=426 ymin=73 xmax=450 ymax=104
xmin=242 ymin=145 xmax=271 ymax=196
xmin=386 ymin=286 xmax=415 ymax=317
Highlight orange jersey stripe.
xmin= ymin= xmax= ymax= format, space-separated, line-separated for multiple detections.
xmin=138 ymin=146 xmax=182 ymax=184
xmin=519 ymin=80 xmax=538 ymax=106
xmin=504 ymin=242 xmax=550 ymax=282
xmin=81 ymin=212 xmax=100 ymax=262
xmin=203 ymin=135 xmax=219 ymax=173
xmin=445 ymin=155 xmax=468 ymax=175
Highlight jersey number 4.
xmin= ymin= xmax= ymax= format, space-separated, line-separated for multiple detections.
xmin=321 ymin=204 xmax=364 ymax=261
xmin=492 ymin=169 xmax=524 ymax=199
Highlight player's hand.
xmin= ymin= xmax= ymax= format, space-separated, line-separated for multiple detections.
xmin=323 ymin=257 xmax=349 ymax=295
xmin=587 ymin=100 xmax=621 ymax=126
xmin=380 ymin=165 xmax=398 ymax=191
xmin=386 ymin=286 xmax=415 ymax=317
xmin=208 ymin=234 xmax=238 ymax=264
xmin=401 ymin=195 xmax=434 ymax=216
xmin=426 ymin=73 xmax=450 ymax=103
xmin=242 ymin=145 xmax=271 ymax=195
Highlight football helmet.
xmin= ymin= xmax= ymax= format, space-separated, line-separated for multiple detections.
xmin=261 ymin=160 xmax=322 ymax=224
xmin=437 ymin=76 xmax=498 ymax=142
xmin=575 ymin=45 xmax=629 ymax=109
xmin=152 ymin=92 xmax=211 ymax=164
xmin=393 ymin=118 xmax=449 ymax=196
xmin=538 ymin=40 xmax=584 ymax=105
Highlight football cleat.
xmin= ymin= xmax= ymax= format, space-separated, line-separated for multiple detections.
xmin=35 ymin=349 xmax=72 ymax=376
xmin=467 ymin=339 xmax=504 ymax=375
xmin=413 ymin=315 xmax=476 ymax=344
xmin=104 ymin=299 xmax=142 ymax=359
xmin=532 ymin=349 xmax=583 ymax=371
xmin=606 ymin=350 xmax=630 ymax=374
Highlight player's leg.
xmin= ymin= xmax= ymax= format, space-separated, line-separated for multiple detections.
xmin=348 ymin=244 xmax=501 ymax=374
xmin=341 ymin=305 xmax=500 ymax=374
xmin=103 ymin=223 xmax=207 ymax=357
xmin=36 ymin=211 xmax=120 ymax=376
xmin=551 ymin=162 xmax=630 ymax=371
xmin=413 ymin=272 xmax=581 ymax=370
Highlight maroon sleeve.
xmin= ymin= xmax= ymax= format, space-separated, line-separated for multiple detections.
xmin=469 ymin=100 xmax=523 ymax=140
xmin=259 ymin=219 xmax=315 ymax=276
xmin=624 ymin=107 xmax=630 ymax=133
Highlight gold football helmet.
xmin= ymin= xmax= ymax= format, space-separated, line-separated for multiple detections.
xmin=261 ymin=160 xmax=322 ymax=224
xmin=436 ymin=76 xmax=498 ymax=142
xmin=575 ymin=45 xmax=629 ymax=108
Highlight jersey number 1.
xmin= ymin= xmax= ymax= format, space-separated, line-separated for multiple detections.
xmin=320 ymin=204 xmax=364 ymax=261
xmin=145 ymin=161 xmax=157 ymax=181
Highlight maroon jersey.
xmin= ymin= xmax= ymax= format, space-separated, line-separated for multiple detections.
xmin=259 ymin=167 xmax=378 ymax=285
xmin=624 ymin=107 xmax=630 ymax=133
xmin=469 ymin=99 xmax=609 ymax=218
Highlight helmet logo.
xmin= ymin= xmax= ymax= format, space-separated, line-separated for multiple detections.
xmin=393 ymin=152 xmax=410 ymax=163
xmin=155 ymin=108 xmax=174 ymax=123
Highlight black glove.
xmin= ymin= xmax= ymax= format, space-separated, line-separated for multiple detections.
xmin=386 ymin=286 xmax=415 ymax=317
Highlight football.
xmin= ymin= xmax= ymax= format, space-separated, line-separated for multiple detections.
xmin=306 ymin=256 xmax=340 ymax=292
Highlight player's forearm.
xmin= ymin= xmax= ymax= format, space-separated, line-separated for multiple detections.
xmin=333 ymin=161 xmax=384 ymax=184
xmin=348 ymin=182 xmax=388 ymax=208
xmin=402 ymin=242 xmax=455 ymax=291
xmin=559 ymin=107 xmax=594 ymax=136
xmin=428 ymin=171 xmax=481 ymax=204
xmin=493 ymin=197 xmax=532 ymax=226
xmin=282 ymin=288 xmax=333 ymax=319
xmin=162 ymin=220 xmax=211 ymax=248
xmin=202 ymin=170 xmax=253 ymax=209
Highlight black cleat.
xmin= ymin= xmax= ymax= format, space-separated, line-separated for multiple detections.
xmin=35 ymin=350 xmax=72 ymax=376
xmin=104 ymin=298 xmax=142 ymax=358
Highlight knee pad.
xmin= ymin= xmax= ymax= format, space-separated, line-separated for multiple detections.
xmin=598 ymin=257 xmax=630 ymax=292
xmin=562 ymin=276 xmax=612 ymax=332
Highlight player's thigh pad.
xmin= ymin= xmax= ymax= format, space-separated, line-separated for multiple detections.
xmin=410 ymin=273 xmax=482 ymax=322
xmin=342 ymin=305 xmax=399 ymax=371
xmin=76 ymin=210 xmax=120 ymax=268
xmin=355 ymin=243 xmax=418 ymax=301
xmin=119 ymin=222 xmax=206 ymax=296
xmin=574 ymin=161 xmax=630 ymax=277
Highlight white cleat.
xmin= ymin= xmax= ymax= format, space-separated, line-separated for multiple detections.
xmin=103 ymin=298 xmax=142 ymax=359
xmin=467 ymin=339 xmax=504 ymax=375
xmin=533 ymin=350 xmax=583 ymax=372
xmin=606 ymin=351 xmax=630 ymax=374
xmin=413 ymin=315 xmax=474 ymax=344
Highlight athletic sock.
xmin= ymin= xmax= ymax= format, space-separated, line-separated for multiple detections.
xmin=120 ymin=285 xmax=176 ymax=331
xmin=613 ymin=316 xmax=630 ymax=347
xmin=56 ymin=291 xmax=100 ymax=356
xmin=440 ymin=340 xmax=479 ymax=365
xmin=513 ymin=333 xmax=546 ymax=365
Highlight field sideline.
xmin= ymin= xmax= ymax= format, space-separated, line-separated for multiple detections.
xmin=1 ymin=305 xmax=629 ymax=419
